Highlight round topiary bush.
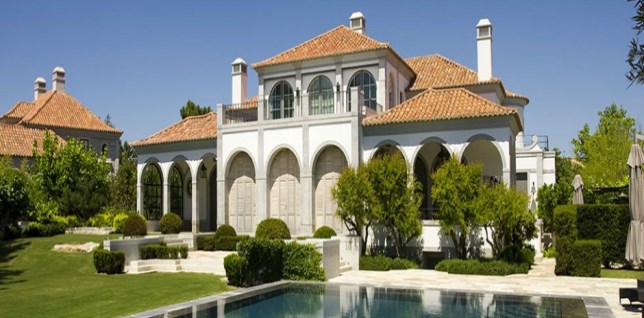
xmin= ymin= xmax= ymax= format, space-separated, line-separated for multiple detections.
xmin=123 ymin=214 xmax=147 ymax=237
xmin=313 ymin=226 xmax=337 ymax=239
xmin=214 ymin=224 xmax=237 ymax=239
xmin=112 ymin=213 xmax=129 ymax=234
xmin=255 ymin=218 xmax=291 ymax=240
xmin=159 ymin=212 xmax=182 ymax=234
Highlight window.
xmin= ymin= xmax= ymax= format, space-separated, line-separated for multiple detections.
xmin=516 ymin=172 xmax=528 ymax=196
xmin=170 ymin=166 xmax=184 ymax=217
xmin=269 ymin=81 xmax=294 ymax=119
xmin=101 ymin=144 xmax=108 ymax=155
xmin=400 ymin=91 xmax=404 ymax=104
xmin=80 ymin=138 xmax=90 ymax=151
xmin=347 ymin=70 xmax=377 ymax=111
xmin=308 ymin=76 xmax=334 ymax=115
xmin=143 ymin=164 xmax=162 ymax=220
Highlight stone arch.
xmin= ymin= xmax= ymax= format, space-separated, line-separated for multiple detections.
xmin=370 ymin=139 xmax=407 ymax=163
xmin=267 ymin=148 xmax=301 ymax=234
xmin=414 ymin=141 xmax=451 ymax=219
xmin=461 ymin=139 xmax=504 ymax=185
xmin=310 ymin=141 xmax=350 ymax=169
xmin=142 ymin=162 xmax=163 ymax=220
xmin=226 ymin=151 xmax=256 ymax=233
xmin=312 ymin=145 xmax=348 ymax=234
xmin=225 ymin=147 xmax=257 ymax=176
xmin=265 ymin=144 xmax=302 ymax=174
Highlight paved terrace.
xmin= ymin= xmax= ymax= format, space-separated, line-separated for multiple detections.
xmin=329 ymin=259 xmax=640 ymax=318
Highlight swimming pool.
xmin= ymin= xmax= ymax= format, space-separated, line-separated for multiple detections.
xmin=128 ymin=282 xmax=592 ymax=317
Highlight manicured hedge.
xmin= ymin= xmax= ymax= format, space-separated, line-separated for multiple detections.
xmin=553 ymin=205 xmax=577 ymax=276
xmin=197 ymin=234 xmax=249 ymax=251
xmin=499 ymin=245 xmax=536 ymax=268
xmin=359 ymin=255 xmax=418 ymax=271
xmin=224 ymin=254 xmax=250 ymax=287
xmin=93 ymin=249 xmax=125 ymax=274
xmin=570 ymin=240 xmax=602 ymax=277
xmin=237 ymin=238 xmax=285 ymax=285
xmin=140 ymin=244 xmax=188 ymax=259
xmin=214 ymin=225 xmax=237 ymax=239
xmin=255 ymin=218 xmax=291 ymax=240
xmin=23 ymin=222 xmax=65 ymax=237
xmin=313 ymin=226 xmax=337 ymax=239
xmin=435 ymin=259 xmax=529 ymax=276
xmin=576 ymin=204 xmax=629 ymax=267
xmin=123 ymin=214 xmax=147 ymax=237
xmin=283 ymin=242 xmax=326 ymax=281
xmin=159 ymin=213 xmax=182 ymax=234
xmin=197 ymin=235 xmax=217 ymax=251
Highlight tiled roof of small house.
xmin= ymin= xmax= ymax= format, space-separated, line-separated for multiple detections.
xmin=0 ymin=125 xmax=65 ymax=157
xmin=253 ymin=25 xmax=406 ymax=69
xmin=131 ymin=112 xmax=217 ymax=147
xmin=362 ymin=88 xmax=521 ymax=128
xmin=10 ymin=90 xmax=122 ymax=134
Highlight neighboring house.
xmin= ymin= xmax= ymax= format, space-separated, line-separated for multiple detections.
xmin=0 ymin=67 xmax=123 ymax=172
xmin=133 ymin=14 xmax=554 ymax=256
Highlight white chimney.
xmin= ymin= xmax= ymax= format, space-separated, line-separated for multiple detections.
xmin=231 ymin=58 xmax=247 ymax=104
xmin=52 ymin=66 xmax=65 ymax=91
xmin=34 ymin=77 xmax=46 ymax=100
xmin=349 ymin=12 xmax=366 ymax=34
xmin=476 ymin=18 xmax=493 ymax=82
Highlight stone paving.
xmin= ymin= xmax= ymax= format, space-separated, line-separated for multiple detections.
xmin=329 ymin=258 xmax=641 ymax=317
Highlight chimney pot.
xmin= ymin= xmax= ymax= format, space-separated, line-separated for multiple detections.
xmin=34 ymin=77 xmax=46 ymax=100
xmin=52 ymin=66 xmax=65 ymax=91
xmin=231 ymin=58 xmax=247 ymax=104
xmin=349 ymin=12 xmax=366 ymax=34
xmin=476 ymin=19 xmax=493 ymax=81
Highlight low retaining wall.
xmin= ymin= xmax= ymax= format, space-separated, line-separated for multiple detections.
xmin=104 ymin=236 xmax=162 ymax=265
xmin=66 ymin=227 xmax=112 ymax=235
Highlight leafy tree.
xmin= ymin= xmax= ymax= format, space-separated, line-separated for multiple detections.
xmin=536 ymin=149 xmax=575 ymax=232
xmin=431 ymin=157 xmax=485 ymax=259
xmin=571 ymin=104 xmax=635 ymax=188
xmin=108 ymin=141 xmax=137 ymax=211
xmin=627 ymin=0 xmax=644 ymax=84
xmin=332 ymin=165 xmax=375 ymax=256
xmin=103 ymin=113 xmax=114 ymax=128
xmin=120 ymin=141 xmax=136 ymax=161
xmin=0 ymin=157 xmax=31 ymax=236
xmin=179 ymin=100 xmax=212 ymax=119
xmin=366 ymin=153 xmax=422 ymax=258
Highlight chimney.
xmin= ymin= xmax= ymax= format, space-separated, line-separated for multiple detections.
xmin=476 ymin=18 xmax=493 ymax=81
xmin=34 ymin=77 xmax=46 ymax=100
xmin=52 ymin=66 xmax=65 ymax=91
xmin=349 ymin=12 xmax=366 ymax=34
xmin=231 ymin=58 xmax=247 ymax=104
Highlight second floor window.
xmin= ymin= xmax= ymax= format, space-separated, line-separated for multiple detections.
xmin=269 ymin=81 xmax=294 ymax=119
xmin=348 ymin=70 xmax=377 ymax=111
xmin=308 ymin=76 xmax=334 ymax=115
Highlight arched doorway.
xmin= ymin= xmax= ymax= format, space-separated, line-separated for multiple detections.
xmin=313 ymin=146 xmax=347 ymax=233
xmin=462 ymin=139 xmax=503 ymax=185
xmin=414 ymin=142 xmax=450 ymax=219
xmin=169 ymin=165 xmax=183 ymax=217
xmin=226 ymin=152 xmax=256 ymax=233
xmin=142 ymin=163 xmax=162 ymax=220
xmin=268 ymin=149 xmax=301 ymax=234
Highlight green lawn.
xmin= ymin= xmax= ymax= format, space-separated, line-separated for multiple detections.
xmin=0 ymin=234 xmax=230 ymax=318
xmin=601 ymin=268 xmax=644 ymax=279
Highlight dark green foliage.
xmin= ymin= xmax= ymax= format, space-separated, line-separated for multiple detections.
xmin=359 ymin=255 xmax=418 ymax=271
xmin=255 ymin=218 xmax=291 ymax=240
xmin=140 ymin=244 xmax=188 ymax=259
xmin=214 ymin=224 xmax=237 ymax=239
xmin=282 ymin=242 xmax=325 ymax=281
xmin=554 ymin=205 xmax=578 ymax=275
xmin=112 ymin=213 xmax=129 ymax=234
xmin=237 ymin=238 xmax=285 ymax=285
xmin=108 ymin=143 xmax=137 ymax=211
xmin=159 ymin=213 xmax=182 ymax=234
xmin=0 ymin=157 xmax=31 ymax=237
xmin=628 ymin=0 xmax=644 ymax=84
xmin=216 ymin=235 xmax=249 ymax=251
xmin=2 ymin=222 xmax=22 ymax=240
xmin=180 ymin=100 xmax=212 ymax=119
xmin=23 ymin=222 xmax=65 ymax=237
xmin=570 ymin=240 xmax=602 ymax=277
xmin=313 ymin=226 xmax=337 ymax=239
xmin=223 ymin=254 xmax=250 ymax=287
xmin=576 ymin=204 xmax=630 ymax=267
xmin=93 ymin=249 xmax=125 ymax=274
xmin=499 ymin=245 xmax=535 ymax=268
xmin=123 ymin=214 xmax=147 ymax=237
xmin=435 ymin=259 xmax=529 ymax=276
xmin=197 ymin=235 xmax=216 ymax=251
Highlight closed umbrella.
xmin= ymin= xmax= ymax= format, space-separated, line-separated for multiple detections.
xmin=625 ymin=143 xmax=644 ymax=265
xmin=572 ymin=174 xmax=584 ymax=205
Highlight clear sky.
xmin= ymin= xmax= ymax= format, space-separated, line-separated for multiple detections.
xmin=1 ymin=1 xmax=642 ymax=155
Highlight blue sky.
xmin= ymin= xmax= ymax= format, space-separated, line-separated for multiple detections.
xmin=0 ymin=1 xmax=642 ymax=155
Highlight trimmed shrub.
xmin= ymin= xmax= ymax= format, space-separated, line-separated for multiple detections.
xmin=435 ymin=259 xmax=529 ymax=276
xmin=553 ymin=205 xmax=577 ymax=276
xmin=214 ymin=224 xmax=237 ymax=239
xmin=570 ymin=240 xmax=602 ymax=277
xmin=283 ymin=242 xmax=326 ymax=281
xmin=237 ymin=238 xmax=285 ymax=285
xmin=359 ymin=255 xmax=417 ymax=271
xmin=576 ymin=204 xmax=629 ymax=267
xmin=123 ymin=214 xmax=147 ymax=237
xmin=159 ymin=212 xmax=182 ymax=234
xmin=216 ymin=235 xmax=249 ymax=251
xmin=255 ymin=218 xmax=291 ymax=240
xmin=93 ymin=249 xmax=125 ymax=274
xmin=112 ymin=213 xmax=129 ymax=233
xmin=197 ymin=235 xmax=216 ymax=251
xmin=23 ymin=222 xmax=65 ymax=237
xmin=140 ymin=244 xmax=188 ymax=259
xmin=499 ymin=245 xmax=535 ymax=268
xmin=224 ymin=254 xmax=250 ymax=287
xmin=313 ymin=226 xmax=337 ymax=239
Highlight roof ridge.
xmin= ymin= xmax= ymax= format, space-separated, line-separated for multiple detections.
xmin=1 ymin=100 xmax=33 ymax=119
xmin=19 ymin=90 xmax=56 ymax=123
xmin=448 ymin=87 xmax=517 ymax=112
xmin=366 ymin=88 xmax=433 ymax=122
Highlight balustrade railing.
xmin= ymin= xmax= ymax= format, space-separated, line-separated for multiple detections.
xmin=222 ymin=100 xmax=259 ymax=124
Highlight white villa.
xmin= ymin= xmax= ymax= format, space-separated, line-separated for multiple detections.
xmin=132 ymin=13 xmax=554 ymax=256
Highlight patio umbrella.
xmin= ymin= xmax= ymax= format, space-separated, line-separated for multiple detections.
xmin=626 ymin=143 xmax=644 ymax=265
xmin=572 ymin=174 xmax=584 ymax=205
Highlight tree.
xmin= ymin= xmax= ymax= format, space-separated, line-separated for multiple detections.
xmin=571 ymin=104 xmax=635 ymax=187
xmin=108 ymin=141 xmax=137 ymax=211
xmin=332 ymin=165 xmax=375 ymax=256
xmin=103 ymin=113 xmax=114 ymax=128
xmin=627 ymin=0 xmax=644 ymax=84
xmin=536 ymin=149 xmax=575 ymax=232
xmin=431 ymin=157 xmax=485 ymax=259
xmin=180 ymin=100 xmax=212 ymax=119
xmin=0 ymin=157 xmax=30 ymax=236
xmin=366 ymin=153 xmax=422 ymax=258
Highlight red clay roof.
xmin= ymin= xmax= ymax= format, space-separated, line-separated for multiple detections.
xmin=405 ymin=55 xmax=481 ymax=91
xmin=15 ymin=90 xmax=122 ymax=134
xmin=131 ymin=112 xmax=217 ymax=147
xmin=0 ymin=125 xmax=66 ymax=157
xmin=2 ymin=101 xmax=34 ymax=120
xmin=362 ymin=88 xmax=520 ymax=127
xmin=253 ymin=25 xmax=395 ymax=69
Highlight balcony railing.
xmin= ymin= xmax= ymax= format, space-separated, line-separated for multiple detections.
xmin=522 ymin=134 xmax=549 ymax=150
xmin=223 ymin=100 xmax=259 ymax=124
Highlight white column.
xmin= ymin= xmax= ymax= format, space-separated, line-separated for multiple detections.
xmin=187 ymin=159 xmax=203 ymax=235
xmin=136 ymin=163 xmax=145 ymax=214
xmin=159 ymin=162 xmax=173 ymax=216
xmin=300 ymin=174 xmax=313 ymax=236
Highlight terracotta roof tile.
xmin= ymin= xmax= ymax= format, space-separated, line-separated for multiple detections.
xmin=131 ymin=112 xmax=217 ymax=147
xmin=405 ymin=54 xmax=480 ymax=91
xmin=253 ymin=25 xmax=392 ymax=69
xmin=362 ymin=88 xmax=520 ymax=127
xmin=2 ymin=101 xmax=34 ymax=120
xmin=0 ymin=125 xmax=65 ymax=157
xmin=18 ymin=90 xmax=122 ymax=134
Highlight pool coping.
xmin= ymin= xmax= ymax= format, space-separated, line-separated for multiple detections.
xmin=125 ymin=280 xmax=614 ymax=318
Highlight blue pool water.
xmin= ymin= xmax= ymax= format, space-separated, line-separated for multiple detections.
xmin=148 ymin=283 xmax=588 ymax=318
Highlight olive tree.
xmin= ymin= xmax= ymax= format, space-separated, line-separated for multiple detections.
xmin=332 ymin=165 xmax=374 ymax=256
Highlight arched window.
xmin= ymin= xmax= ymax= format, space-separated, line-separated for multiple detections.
xmin=269 ymin=81 xmax=294 ymax=119
xmin=170 ymin=166 xmax=183 ymax=217
xmin=101 ymin=144 xmax=108 ymax=155
xmin=348 ymin=70 xmax=377 ymax=111
xmin=308 ymin=76 xmax=334 ymax=115
xmin=143 ymin=164 xmax=162 ymax=220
